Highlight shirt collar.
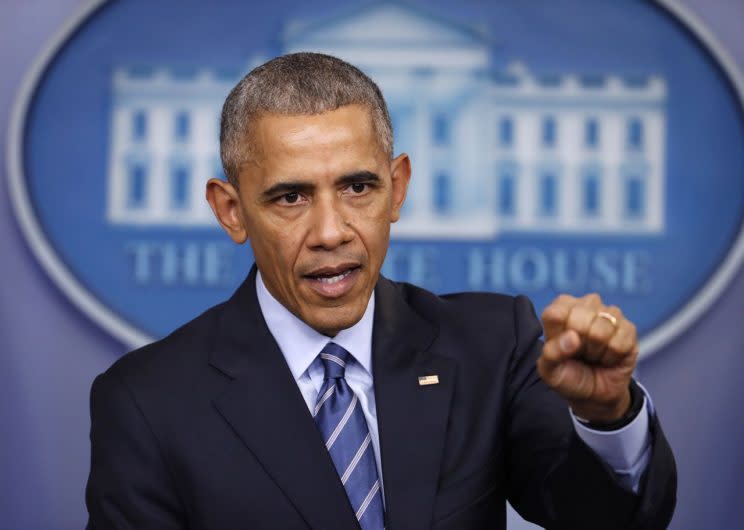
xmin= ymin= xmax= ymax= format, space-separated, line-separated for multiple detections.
xmin=255 ymin=270 xmax=375 ymax=381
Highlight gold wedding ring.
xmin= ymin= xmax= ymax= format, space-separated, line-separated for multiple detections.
xmin=597 ymin=311 xmax=618 ymax=327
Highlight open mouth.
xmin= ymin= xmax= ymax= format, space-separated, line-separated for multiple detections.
xmin=311 ymin=268 xmax=355 ymax=284
xmin=303 ymin=264 xmax=362 ymax=297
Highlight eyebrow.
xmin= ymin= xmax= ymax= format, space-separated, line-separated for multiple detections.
xmin=260 ymin=170 xmax=381 ymax=200
xmin=260 ymin=181 xmax=314 ymax=200
xmin=337 ymin=170 xmax=380 ymax=187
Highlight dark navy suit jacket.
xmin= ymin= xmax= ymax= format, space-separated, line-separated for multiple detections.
xmin=86 ymin=267 xmax=676 ymax=529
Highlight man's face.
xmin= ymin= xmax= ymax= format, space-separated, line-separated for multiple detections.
xmin=220 ymin=104 xmax=410 ymax=336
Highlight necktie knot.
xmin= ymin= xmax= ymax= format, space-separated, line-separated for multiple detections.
xmin=319 ymin=342 xmax=350 ymax=380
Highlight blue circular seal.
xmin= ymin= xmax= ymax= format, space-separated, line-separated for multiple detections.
xmin=8 ymin=0 xmax=744 ymax=358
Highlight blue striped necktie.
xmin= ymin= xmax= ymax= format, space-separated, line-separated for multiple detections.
xmin=313 ymin=342 xmax=385 ymax=530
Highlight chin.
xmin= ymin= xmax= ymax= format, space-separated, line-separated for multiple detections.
xmin=306 ymin=306 xmax=365 ymax=337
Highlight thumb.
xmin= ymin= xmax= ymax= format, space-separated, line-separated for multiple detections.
xmin=541 ymin=330 xmax=581 ymax=366
xmin=538 ymin=331 xmax=594 ymax=400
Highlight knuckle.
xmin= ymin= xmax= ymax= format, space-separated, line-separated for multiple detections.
xmin=577 ymin=294 xmax=592 ymax=306
xmin=615 ymin=334 xmax=634 ymax=354
xmin=569 ymin=307 xmax=593 ymax=330
xmin=554 ymin=294 xmax=574 ymax=306
xmin=541 ymin=305 xmax=557 ymax=320
xmin=565 ymin=311 xmax=582 ymax=330
xmin=608 ymin=334 xmax=625 ymax=352
xmin=587 ymin=326 xmax=606 ymax=344
xmin=587 ymin=292 xmax=602 ymax=303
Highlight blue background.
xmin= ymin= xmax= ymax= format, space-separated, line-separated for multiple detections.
xmin=2 ymin=1 xmax=744 ymax=528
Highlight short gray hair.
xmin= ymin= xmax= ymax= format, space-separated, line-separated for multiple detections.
xmin=219 ymin=52 xmax=394 ymax=186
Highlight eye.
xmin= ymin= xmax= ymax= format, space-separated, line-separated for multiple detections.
xmin=281 ymin=191 xmax=300 ymax=204
xmin=350 ymin=183 xmax=366 ymax=194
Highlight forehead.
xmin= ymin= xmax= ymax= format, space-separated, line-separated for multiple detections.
xmin=248 ymin=104 xmax=379 ymax=163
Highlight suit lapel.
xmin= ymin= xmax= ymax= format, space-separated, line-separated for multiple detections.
xmin=373 ymin=278 xmax=455 ymax=530
xmin=209 ymin=268 xmax=359 ymax=530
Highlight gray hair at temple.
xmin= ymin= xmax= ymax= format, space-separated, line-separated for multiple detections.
xmin=219 ymin=52 xmax=394 ymax=187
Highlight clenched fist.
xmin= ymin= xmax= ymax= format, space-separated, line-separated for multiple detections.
xmin=537 ymin=293 xmax=638 ymax=424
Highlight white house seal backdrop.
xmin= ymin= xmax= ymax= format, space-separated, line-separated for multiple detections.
xmin=8 ymin=0 xmax=744 ymax=359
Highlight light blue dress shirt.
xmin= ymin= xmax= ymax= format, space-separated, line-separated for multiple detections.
xmin=255 ymin=272 xmax=651 ymax=494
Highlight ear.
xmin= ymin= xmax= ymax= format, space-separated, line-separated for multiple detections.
xmin=206 ymin=178 xmax=248 ymax=244
xmin=389 ymin=153 xmax=411 ymax=223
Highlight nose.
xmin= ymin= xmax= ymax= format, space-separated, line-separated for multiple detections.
xmin=306 ymin=195 xmax=354 ymax=250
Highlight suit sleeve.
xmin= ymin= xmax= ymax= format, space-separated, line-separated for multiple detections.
xmin=85 ymin=370 xmax=185 ymax=529
xmin=504 ymin=295 xmax=676 ymax=530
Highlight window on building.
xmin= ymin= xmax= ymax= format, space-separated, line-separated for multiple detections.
xmin=585 ymin=118 xmax=599 ymax=149
xmin=539 ymin=170 xmax=558 ymax=216
xmin=582 ymin=167 xmax=601 ymax=216
xmin=171 ymin=164 xmax=191 ymax=209
xmin=127 ymin=162 xmax=147 ymax=208
xmin=542 ymin=116 xmax=557 ymax=148
xmin=174 ymin=111 xmax=190 ymax=142
xmin=497 ymin=164 xmax=516 ymax=216
xmin=627 ymin=117 xmax=644 ymax=150
xmin=433 ymin=114 xmax=450 ymax=146
xmin=434 ymin=173 xmax=451 ymax=213
xmin=132 ymin=110 xmax=147 ymax=141
xmin=499 ymin=117 xmax=514 ymax=148
xmin=624 ymin=173 xmax=646 ymax=219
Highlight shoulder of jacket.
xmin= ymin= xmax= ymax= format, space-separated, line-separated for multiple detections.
xmin=389 ymin=280 xmax=521 ymax=333
xmin=101 ymin=300 xmax=227 ymax=383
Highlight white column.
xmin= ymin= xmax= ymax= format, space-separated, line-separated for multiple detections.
xmin=645 ymin=111 xmax=666 ymax=232
xmin=148 ymin=106 xmax=172 ymax=221
xmin=190 ymin=107 xmax=218 ymax=223
xmin=601 ymin=113 xmax=623 ymax=229
xmin=515 ymin=112 xmax=537 ymax=228
xmin=559 ymin=111 xmax=580 ymax=229
xmin=106 ymin=106 xmax=130 ymax=223
xmin=413 ymin=90 xmax=432 ymax=223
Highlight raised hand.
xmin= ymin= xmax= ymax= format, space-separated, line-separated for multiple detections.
xmin=537 ymin=293 xmax=638 ymax=423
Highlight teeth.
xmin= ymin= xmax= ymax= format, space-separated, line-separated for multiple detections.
xmin=317 ymin=269 xmax=352 ymax=284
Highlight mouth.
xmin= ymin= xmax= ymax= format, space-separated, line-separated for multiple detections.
xmin=303 ymin=264 xmax=362 ymax=298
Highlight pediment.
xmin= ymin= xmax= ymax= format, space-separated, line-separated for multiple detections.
xmin=283 ymin=1 xmax=487 ymax=48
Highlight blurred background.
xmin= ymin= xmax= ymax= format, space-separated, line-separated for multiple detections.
xmin=1 ymin=1 xmax=743 ymax=528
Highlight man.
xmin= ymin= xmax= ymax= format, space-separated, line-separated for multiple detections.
xmin=86 ymin=53 xmax=676 ymax=529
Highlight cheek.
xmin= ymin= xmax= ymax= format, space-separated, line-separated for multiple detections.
xmin=355 ymin=216 xmax=391 ymax=266
xmin=249 ymin=218 xmax=304 ymax=273
xmin=348 ymin=196 xmax=392 ymax=241
xmin=349 ymin=191 xmax=392 ymax=225
xmin=275 ymin=236 xmax=305 ymax=276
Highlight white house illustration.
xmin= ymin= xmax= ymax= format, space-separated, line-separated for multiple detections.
xmin=106 ymin=1 xmax=667 ymax=238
